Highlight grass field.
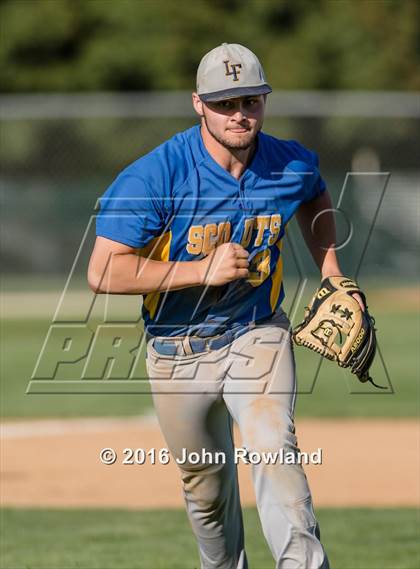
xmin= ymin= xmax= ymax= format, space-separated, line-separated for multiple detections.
xmin=1 ymin=309 xmax=418 ymax=419
xmin=1 ymin=284 xmax=419 ymax=569
xmin=1 ymin=507 xmax=419 ymax=569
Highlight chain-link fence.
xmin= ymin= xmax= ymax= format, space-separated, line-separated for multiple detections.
xmin=1 ymin=91 xmax=418 ymax=281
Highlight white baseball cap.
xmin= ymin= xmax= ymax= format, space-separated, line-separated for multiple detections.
xmin=196 ymin=43 xmax=272 ymax=102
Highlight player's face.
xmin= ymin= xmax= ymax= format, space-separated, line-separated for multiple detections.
xmin=198 ymin=95 xmax=266 ymax=151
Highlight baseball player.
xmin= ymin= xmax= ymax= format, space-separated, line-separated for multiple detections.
xmin=88 ymin=43 xmax=335 ymax=568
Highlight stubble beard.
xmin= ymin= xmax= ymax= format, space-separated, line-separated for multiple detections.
xmin=203 ymin=115 xmax=259 ymax=150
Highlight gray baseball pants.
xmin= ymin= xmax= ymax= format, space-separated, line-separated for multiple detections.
xmin=146 ymin=311 xmax=329 ymax=569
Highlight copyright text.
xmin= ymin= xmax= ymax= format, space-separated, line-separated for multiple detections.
xmin=100 ymin=447 xmax=323 ymax=466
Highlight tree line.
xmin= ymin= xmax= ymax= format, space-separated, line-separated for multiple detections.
xmin=1 ymin=0 xmax=419 ymax=93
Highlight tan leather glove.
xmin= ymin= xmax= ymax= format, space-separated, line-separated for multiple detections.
xmin=293 ymin=276 xmax=383 ymax=388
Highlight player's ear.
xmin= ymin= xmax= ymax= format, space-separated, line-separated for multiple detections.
xmin=192 ymin=92 xmax=204 ymax=117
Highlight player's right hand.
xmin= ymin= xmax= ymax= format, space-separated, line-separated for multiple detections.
xmin=197 ymin=242 xmax=249 ymax=286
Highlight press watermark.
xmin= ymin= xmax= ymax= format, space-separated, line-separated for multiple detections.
xmin=28 ymin=175 xmax=392 ymax=395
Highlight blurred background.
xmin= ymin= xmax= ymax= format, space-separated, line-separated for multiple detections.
xmin=1 ymin=0 xmax=418 ymax=280
xmin=1 ymin=2 xmax=419 ymax=568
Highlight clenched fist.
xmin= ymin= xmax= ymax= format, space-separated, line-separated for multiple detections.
xmin=197 ymin=243 xmax=249 ymax=286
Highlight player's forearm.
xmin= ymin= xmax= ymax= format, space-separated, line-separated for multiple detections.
xmin=89 ymin=253 xmax=203 ymax=294
xmin=296 ymin=191 xmax=342 ymax=278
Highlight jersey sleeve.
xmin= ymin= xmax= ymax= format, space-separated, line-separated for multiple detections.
xmin=305 ymin=148 xmax=326 ymax=200
xmin=288 ymin=141 xmax=327 ymax=202
xmin=96 ymin=173 xmax=166 ymax=248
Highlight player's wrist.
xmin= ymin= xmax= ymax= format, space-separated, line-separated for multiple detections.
xmin=194 ymin=259 xmax=207 ymax=286
xmin=321 ymin=271 xmax=343 ymax=280
xmin=320 ymin=265 xmax=343 ymax=279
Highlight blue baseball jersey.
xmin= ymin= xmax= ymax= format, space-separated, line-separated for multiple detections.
xmin=96 ymin=125 xmax=326 ymax=337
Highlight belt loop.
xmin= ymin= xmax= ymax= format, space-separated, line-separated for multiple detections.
xmin=182 ymin=336 xmax=193 ymax=355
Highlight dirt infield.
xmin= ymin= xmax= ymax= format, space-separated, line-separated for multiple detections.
xmin=1 ymin=417 xmax=418 ymax=509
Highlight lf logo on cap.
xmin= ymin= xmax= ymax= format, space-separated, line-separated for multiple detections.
xmin=224 ymin=60 xmax=242 ymax=81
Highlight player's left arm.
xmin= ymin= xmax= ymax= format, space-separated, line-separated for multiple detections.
xmin=296 ymin=190 xmax=365 ymax=311
xmin=295 ymin=190 xmax=342 ymax=279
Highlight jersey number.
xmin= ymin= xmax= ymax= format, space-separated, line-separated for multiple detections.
xmin=247 ymin=249 xmax=271 ymax=287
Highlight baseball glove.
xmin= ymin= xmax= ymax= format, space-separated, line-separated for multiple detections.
xmin=292 ymin=276 xmax=384 ymax=388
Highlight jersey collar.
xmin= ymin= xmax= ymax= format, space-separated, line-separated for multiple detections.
xmin=196 ymin=124 xmax=262 ymax=184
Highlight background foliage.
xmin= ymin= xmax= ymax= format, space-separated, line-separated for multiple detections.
xmin=1 ymin=0 xmax=419 ymax=93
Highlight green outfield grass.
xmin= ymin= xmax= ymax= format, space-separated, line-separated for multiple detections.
xmin=1 ymin=319 xmax=152 ymax=419
xmin=294 ymin=309 xmax=419 ymax=417
xmin=1 ymin=507 xmax=419 ymax=569
xmin=1 ymin=307 xmax=418 ymax=419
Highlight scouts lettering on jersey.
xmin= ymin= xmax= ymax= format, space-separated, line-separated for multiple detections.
xmin=243 ymin=214 xmax=282 ymax=247
xmin=186 ymin=214 xmax=282 ymax=256
xmin=187 ymin=221 xmax=232 ymax=255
